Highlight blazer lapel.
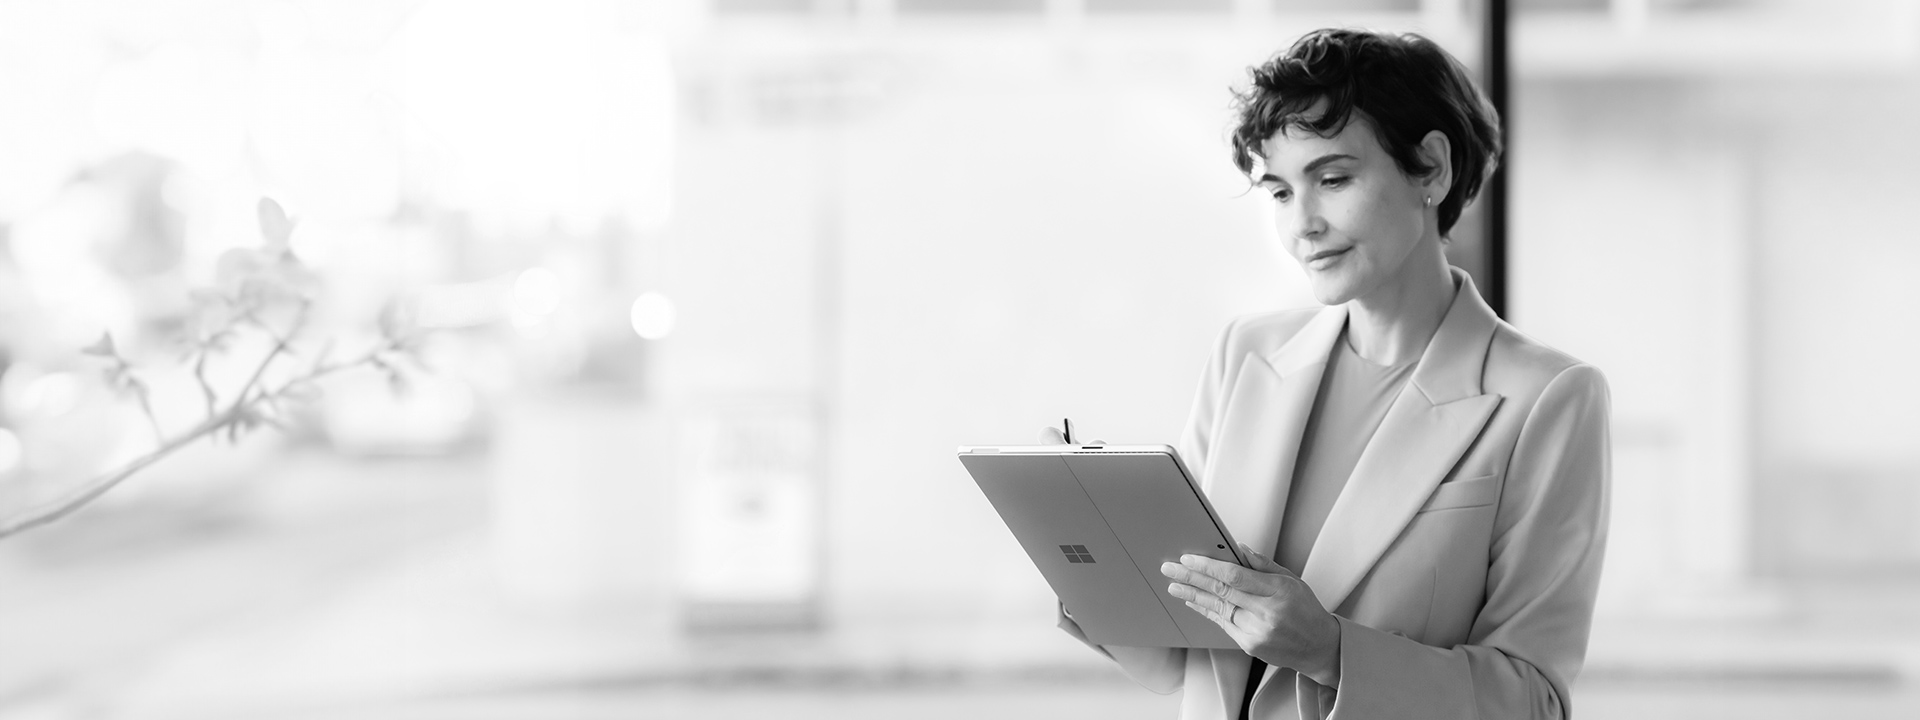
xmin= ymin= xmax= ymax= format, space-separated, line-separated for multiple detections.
xmin=1299 ymin=269 xmax=1505 ymax=614
xmin=1201 ymin=304 xmax=1344 ymax=716
xmin=1203 ymin=304 xmax=1346 ymax=553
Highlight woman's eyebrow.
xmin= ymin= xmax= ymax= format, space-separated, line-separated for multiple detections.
xmin=1259 ymin=153 xmax=1359 ymax=183
xmin=1302 ymin=153 xmax=1358 ymax=173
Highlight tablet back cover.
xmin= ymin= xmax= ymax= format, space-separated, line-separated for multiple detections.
xmin=960 ymin=449 xmax=1241 ymax=649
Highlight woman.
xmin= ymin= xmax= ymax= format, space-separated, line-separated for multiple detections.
xmin=1053 ymin=29 xmax=1610 ymax=720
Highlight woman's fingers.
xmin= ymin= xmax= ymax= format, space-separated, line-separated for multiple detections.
xmin=1176 ymin=554 xmax=1273 ymax=595
xmin=1038 ymin=425 xmax=1103 ymax=445
xmin=1182 ymin=598 xmax=1255 ymax=655
xmin=1174 ymin=582 xmax=1237 ymax=620
xmin=1184 ymin=600 xmax=1231 ymax=626
xmin=1237 ymin=542 xmax=1293 ymax=576
xmin=1162 ymin=557 xmax=1281 ymax=609
xmin=1170 ymin=578 xmax=1266 ymax=618
xmin=1056 ymin=600 xmax=1093 ymax=639
xmin=1161 ymin=561 xmax=1235 ymax=599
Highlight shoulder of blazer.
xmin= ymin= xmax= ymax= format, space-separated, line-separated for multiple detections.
xmin=1482 ymin=318 xmax=1605 ymax=406
xmin=1222 ymin=306 xmax=1323 ymax=363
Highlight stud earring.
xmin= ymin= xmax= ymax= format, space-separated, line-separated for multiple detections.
xmin=1424 ymin=195 xmax=1433 ymax=207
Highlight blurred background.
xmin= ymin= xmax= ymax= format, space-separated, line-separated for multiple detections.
xmin=2 ymin=0 xmax=1920 ymax=718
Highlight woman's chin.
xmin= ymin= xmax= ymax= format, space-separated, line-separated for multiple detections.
xmin=1306 ymin=275 xmax=1362 ymax=307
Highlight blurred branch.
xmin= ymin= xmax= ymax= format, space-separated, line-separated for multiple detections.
xmin=84 ymin=334 xmax=164 ymax=445
xmin=0 ymin=333 xmax=404 ymax=540
xmin=0 ymin=196 xmax=423 ymax=540
xmin=231 ymin=300 xmax=309 ymax=408
xmin=129 ymin=377 xmax=163 ymax=444
xmin=192 ymin=348 xmax=218 ymax=421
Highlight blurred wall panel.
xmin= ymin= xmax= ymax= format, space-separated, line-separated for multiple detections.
xmin=676 ymin=401 xmax=823 ymax=628
xmin=1515 ymin=63 xmax=1920 ymax=609
xmin=661 ymin=59 xmax=833 ymax=627
xmin=1511 ymin=79 xmax=1761 ymax=615
xmin=491 ymin=394 xmax=674 ymax=605
xmin=1744 ymin=76 xmax=1920 ymax=577
xmin=657 ymin=120 xmax=822 ymax=401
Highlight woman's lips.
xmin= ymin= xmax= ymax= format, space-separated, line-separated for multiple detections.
xmin=1306 ymin=247 xmax=1351 ymax=270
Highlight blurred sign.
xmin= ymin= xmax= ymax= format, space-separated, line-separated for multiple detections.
xmin=677 ymin=402 xmax=821 ymax=629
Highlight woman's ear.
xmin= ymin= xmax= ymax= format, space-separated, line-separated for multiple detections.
xmin=1418 ymin=129 xmax=1453 ymax=205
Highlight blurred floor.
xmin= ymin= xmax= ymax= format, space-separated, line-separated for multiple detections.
xmin=171 ymin=683 xmax=1920 ymax=720
xmin=3 ymin=449 xmax=1919 ymax=719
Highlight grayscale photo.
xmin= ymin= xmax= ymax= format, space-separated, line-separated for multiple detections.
xmin=1 ymin=1 xmax=1916 ymax=718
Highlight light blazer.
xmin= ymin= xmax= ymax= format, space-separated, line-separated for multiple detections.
xmin=1106 ymin=269 xmax=1610 ymax=720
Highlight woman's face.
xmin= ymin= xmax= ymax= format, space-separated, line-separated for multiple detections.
xmin=1255 ymin=113 xmax=1436 ymax=306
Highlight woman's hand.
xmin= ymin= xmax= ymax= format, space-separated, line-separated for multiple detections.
xmin=1038 ymin=422 xmax=1101 ymax=446
xmin=1054 ymin=600 xmax=1105 ymax=652
xmin=1161 ymin=542 xmax=1342 ymax=687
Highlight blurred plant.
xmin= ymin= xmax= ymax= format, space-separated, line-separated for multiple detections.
xmin=0 ymin=198 xmax=423 ymax=539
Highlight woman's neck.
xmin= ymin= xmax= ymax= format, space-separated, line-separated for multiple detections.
xmin=1344 ymin=239 xmax=1455 ymax=367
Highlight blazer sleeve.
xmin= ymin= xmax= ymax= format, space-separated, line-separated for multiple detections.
xmin=1060 ymin=317 xmax=1244 ymax=692
xmin=1298 ymin=363 xmax=1612 ymax=720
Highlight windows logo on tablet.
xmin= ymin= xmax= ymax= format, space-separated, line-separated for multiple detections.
xmin=1059 ymin=545 xmax=1096 ymax=563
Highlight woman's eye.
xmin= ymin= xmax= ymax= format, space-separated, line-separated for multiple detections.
xmin=1320 ymin=175 xmax=1351 ymax=188
xmin=1269 ymin=188 xmax=1291 ymax=201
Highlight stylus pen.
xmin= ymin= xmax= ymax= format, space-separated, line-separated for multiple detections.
xmin=1062 ymin=417 xmax=1074 ymax=444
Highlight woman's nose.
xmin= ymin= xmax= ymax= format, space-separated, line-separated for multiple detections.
xmin=1284 ymin=199 xmax=1328 ymax=240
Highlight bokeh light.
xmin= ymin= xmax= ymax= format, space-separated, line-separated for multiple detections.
xmin=628 ymin=291 xmax=675 ymax=340
xmin=0 ymin=427 xmax=23 ymax=475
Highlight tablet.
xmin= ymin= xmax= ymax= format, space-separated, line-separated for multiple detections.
xmin=957 ymin=444 xmax=1247 ymax=649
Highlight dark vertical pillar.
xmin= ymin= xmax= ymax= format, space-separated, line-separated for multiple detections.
xmin=1484 ymin=0 xmax=1510 ymax=319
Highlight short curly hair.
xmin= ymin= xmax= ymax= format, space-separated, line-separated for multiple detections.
xmin=1230 ymin=28 xmax=1502 ymax=237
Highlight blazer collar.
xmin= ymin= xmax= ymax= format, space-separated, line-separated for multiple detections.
xmin=1263 ymin=301 xmax=1346 ymax=379
xmin=1407 ymin=267 xmax=1499 ymax=405
xmin=1266 ymin=267 xmax=1498 ymax=402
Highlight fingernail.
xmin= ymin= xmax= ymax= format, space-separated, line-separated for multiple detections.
xmin=1160 ymin=562 xmax=1177 ymax=575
